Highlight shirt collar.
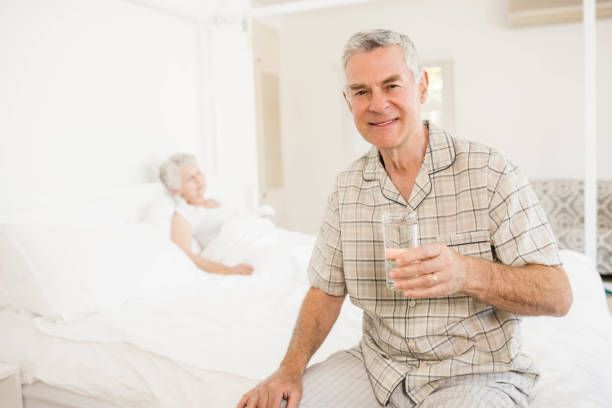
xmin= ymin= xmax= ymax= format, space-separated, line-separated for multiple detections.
xmin=362 ymin=121 xmax=456 ymax=208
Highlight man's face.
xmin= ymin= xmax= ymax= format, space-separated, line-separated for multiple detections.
xmin=343 ymin=45 xmax=428 ymax=150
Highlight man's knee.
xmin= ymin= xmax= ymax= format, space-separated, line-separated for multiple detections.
xmin=298 ymin=349 xmax=381 ymax=408
xmin=418 ymin=374 xmax=528 ymax=408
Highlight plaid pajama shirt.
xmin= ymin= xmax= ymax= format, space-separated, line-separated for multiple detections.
xmin=306 ymin=122 xmax=561 ymax=405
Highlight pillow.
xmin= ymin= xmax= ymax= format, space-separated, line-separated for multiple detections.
xmin=557 ymin=249 xmax=609 ymax=320
xmin=0 ymin=223 xmax=200 ymax=321
xmin=143 ymin=196 xmax=175 ymax=237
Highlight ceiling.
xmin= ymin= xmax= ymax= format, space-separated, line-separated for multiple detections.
xmin=125 ymin=0 xmax=377 ymax=22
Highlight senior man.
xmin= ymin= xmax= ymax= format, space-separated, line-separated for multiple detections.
xmin=238 ymin=29 xmax=572 ymax=408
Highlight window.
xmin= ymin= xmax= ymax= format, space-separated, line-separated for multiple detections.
xmin=422 ymin=60 xmax=455 ymax=132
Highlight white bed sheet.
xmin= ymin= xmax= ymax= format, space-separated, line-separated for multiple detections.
xmin=23 ymin=381 xmax=123 ymax=408
xmin=522 ymin=250 xmax=612 ymax=406
xmin=0 ymin=310 xmax=258 ymax=407
xmin=2 ymin=249 xmax=612 ymax=407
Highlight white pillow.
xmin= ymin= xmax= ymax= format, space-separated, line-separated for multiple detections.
xmin=143 ymin=196 xmax=175 ymax=237
xmin=0 ymin=223 xmax=200 ymax=321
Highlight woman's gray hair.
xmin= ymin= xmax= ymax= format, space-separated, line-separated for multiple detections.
xmin=159 ymin=153 xmax=197 ymax=191
xmin=342 ymin=29 xmax=422 ymax=87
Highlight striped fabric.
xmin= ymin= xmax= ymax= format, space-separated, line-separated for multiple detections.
xmin=283 ymin=348 xmax=533 ymax=407
xmin=388 ymin=369 xmax=533 ymax=408
xmin=307 ymin=122 xmax=561 ymax=405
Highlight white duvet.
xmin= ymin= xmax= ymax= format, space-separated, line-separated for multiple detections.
xmin=200 ymin=214 xmax=316 ymax=283
xmin=31 ymin=215 xmax=359 ymax=380
xmin=4 ymin=250 xmax=612 ymax=407
xmin=33 ymin=275 xmax=363 ymax=380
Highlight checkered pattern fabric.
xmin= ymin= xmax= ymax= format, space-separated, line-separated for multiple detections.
xmin=307 ymin=123 xmax=561 ymax=405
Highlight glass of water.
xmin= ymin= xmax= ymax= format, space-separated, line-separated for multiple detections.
xmin=382 ymin=212 xmax=419 ymax=290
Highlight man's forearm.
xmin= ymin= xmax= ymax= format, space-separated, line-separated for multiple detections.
xmin=464 ymin=256 xmax=572 ymax=317
xmin=280 ymin=287 xmax=345 ymax=375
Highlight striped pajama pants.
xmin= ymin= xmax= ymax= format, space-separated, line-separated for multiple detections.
xmin=282 ymin=348 xmax=534 ymax=408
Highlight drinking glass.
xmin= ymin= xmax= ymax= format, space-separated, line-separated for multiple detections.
xmin=382 ymin=212 xmax=419 ymax=290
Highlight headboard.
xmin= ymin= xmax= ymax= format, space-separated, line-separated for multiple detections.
xmin=531 ymin=179 xmax=612 ymax=275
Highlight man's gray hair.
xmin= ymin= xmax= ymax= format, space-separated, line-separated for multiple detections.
xmin=159 ymin=153 xmax=197 ymax=191
xmin=342 ymin=29 xmax=422 ymax=86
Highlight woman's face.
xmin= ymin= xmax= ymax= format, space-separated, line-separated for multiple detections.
xmin=179 ymin=164 xmax=206 ymax=205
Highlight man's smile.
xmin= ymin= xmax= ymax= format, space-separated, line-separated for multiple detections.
xmin=369 ymin=117 xmax=399 ymax=126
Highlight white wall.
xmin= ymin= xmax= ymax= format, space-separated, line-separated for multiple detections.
xmin=0 ymin=0 xmax=202 ymax=209
xmin=263 ymin=0 xmax=612 ymax=234
xmin=204 ymin=21 xmax=260 ymax=210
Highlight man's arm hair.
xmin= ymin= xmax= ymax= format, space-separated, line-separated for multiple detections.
xmin=279 ymin=287 xmax=345 ymax=375
xmin=465 ymin=258 xmax=572 ymax=317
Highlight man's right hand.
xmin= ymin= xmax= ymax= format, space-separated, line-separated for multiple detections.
xmin=237 ymin=288 xmax=344 ymax=408
xmin=237 ymin=365 xmax=303 ymax=408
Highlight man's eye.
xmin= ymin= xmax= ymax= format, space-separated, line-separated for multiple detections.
xmin=388 ymin=84 xmax=400 ymax=89
xmin=354 ymin=90 xmax=367 ymax=96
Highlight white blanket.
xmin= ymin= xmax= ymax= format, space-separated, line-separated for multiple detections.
xmin=34 ymin=275 xmax=363 ymax=380
xmin=201 ymin=215 xmax=315 ymax=283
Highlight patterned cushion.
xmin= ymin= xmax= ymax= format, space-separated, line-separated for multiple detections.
xmin=531 ymin=179 xmax=612 ymax=275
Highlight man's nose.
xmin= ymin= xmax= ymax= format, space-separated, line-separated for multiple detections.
xmin=368 ymin=89 xmax=389 ymax=113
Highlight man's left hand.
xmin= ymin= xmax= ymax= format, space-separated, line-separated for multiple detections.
xmin=388 ymin=243 xmax=472 ymax=298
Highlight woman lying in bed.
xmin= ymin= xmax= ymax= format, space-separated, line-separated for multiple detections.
xmin=159 ymin=153 xmax=254 ymax=276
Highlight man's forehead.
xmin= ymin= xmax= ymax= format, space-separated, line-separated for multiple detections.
xmin=344 ymin=46 xmax=410 ymax=84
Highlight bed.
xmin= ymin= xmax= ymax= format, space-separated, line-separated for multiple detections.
xmin=1 ymin=182 xmax=611 ymax=408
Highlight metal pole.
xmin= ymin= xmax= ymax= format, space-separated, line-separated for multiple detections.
xmin=583 ymin=0 xmax=597 ymax=265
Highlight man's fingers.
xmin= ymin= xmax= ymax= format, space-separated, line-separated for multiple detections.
xmin=390 ymin=257 xmax=444 ymax=280
xmin=286 ymin=393 xmax=301 ymax=408
xmin=244 ymin=392 xmax=257 ymax=408
xmin=403 ymin=281 xmax=448 ymax=298
xmin=393 ymin=270 xmax=443 ymax=290
xmin=236 ymin=392 xmax=250 ymax=408
xmin=270 ymin=391 xmax=286 ymax=408
xmin=260 ymin=390 xmax=269 ymax=408
xmin=394 ymin=243 xmax=444 ymax=265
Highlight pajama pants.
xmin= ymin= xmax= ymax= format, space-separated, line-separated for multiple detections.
xmin=282 ymin=348 xmax=535 ymax=408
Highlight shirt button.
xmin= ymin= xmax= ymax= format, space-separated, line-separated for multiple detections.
xmin=408 ymin=300 xmax=416 ymax=307
xmin=408 ymin=340 xmax=416 ymax=349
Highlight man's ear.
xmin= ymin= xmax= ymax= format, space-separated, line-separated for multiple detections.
xmin=419 ymin=70 xmax=429 ymax=104
xmin=342 ymin=91 xmax=352 ymax=112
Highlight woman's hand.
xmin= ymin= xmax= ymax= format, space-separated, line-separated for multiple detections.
xmin=171 ymin=213 xmax=254 ymax=276
xmin=226 ymin=263 xmax=254 ymax=275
